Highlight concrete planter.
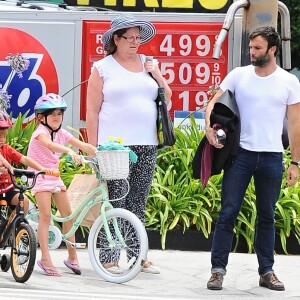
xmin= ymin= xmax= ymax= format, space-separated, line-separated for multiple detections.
xmin=74 ymin=227 xmax=299 ymax=255
xmin=146 ymin=228 xmax=300 ymax=254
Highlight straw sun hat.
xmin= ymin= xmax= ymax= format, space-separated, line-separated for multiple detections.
xmin=101 ymin=13 xmax=156 ymax=50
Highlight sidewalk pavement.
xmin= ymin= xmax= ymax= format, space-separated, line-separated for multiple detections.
xmin=0 ymin=248 xmax=299 ymax=299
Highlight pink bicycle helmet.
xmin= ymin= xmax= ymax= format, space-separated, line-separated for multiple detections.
xmin=34 ymin=93 xmax=67 ymax=114
xmin=0 ymin=110 xmax=13 ymax=128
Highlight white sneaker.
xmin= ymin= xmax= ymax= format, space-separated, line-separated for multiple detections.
xmin=105 ymin=265 xmax=124 ymax=274
xmin=103 ymin=262 xmax=124 ymax=274
xmin=142 ymin=262 xmax=160 ymax=274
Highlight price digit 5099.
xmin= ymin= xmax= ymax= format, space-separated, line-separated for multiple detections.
xmin=161 ymin=62 xmax=222 ymax=86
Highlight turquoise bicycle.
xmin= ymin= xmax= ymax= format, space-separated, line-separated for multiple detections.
xmin=27 ymin=145 xmax=149 ymax=283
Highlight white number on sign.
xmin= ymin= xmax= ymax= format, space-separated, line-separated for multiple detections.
xmin=196 ymin=35 xmax=210 ymax=56
xmin=160 ymin=62 xmax=175 ymax=84
xmin=195 ymin=91 xmax=208 ymax=108
xmin=178 ymin=91 xmax=209 ymax=111
xmin=179 ymin=63 xmax=192 ymax=84
xmin=160 ymin=35 xmax=175 ymax=56
xmin=196 ymin=63 xmax=210 ymax=84
xmin=179 ymin=35 xmax=192 ymax=56
xmin=178 ymin=90 xmax=190 ymax=111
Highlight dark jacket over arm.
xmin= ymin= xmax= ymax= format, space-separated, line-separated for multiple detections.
xmin=192 ymin=90 xmax=240 ymax=184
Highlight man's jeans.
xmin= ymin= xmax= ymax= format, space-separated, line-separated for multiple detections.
xmin=211 ymin=147 xmax=283 ymax=275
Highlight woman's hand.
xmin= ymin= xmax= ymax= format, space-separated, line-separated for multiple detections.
xmin=144 ymin=58 xmax=159 ymax=74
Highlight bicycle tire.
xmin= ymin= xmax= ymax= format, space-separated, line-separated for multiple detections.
xmin=11 ymin=223 xmax=37 ymax=283
xmin=88 ymin=208 xmax=148 ymax=284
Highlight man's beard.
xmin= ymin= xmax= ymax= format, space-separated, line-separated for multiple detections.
xmin=251 ymin=51 xmax=270 ymax=67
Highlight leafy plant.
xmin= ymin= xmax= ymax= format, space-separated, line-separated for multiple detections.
xmin=146 ymin=116 xmax=218 ymax=249
xmin=6 ymin=112 xmax=37 ymax=205
xmin=275 ymin=154 xmax=300 ymax=254
xmin=7 ymin=111 xmax=36 ymax=155
xmin=147 ymin=115 xmax=300 ymax=254
xmin=59 ymin=126 xmax=93 ymax=187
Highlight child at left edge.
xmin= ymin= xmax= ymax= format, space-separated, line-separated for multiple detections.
xmin=0 ymin=110 xmax=55 ymax=215
xmin=27 ymin=93 xmax=97 ymax=277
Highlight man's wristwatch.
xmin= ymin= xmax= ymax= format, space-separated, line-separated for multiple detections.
xmin=290 ymin=161 xmax=299 ymax=167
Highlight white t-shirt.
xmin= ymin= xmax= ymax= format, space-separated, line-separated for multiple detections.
xmin=220 ymin=65 xmax=300 ymax=152
xmin=92 ymin=54 xmax=158 ymax=146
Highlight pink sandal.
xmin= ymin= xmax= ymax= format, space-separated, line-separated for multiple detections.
xmin=37 ymin=260 xmax=62 ymax=277
xmin=63 ymin=259 xmax=81 ymax=275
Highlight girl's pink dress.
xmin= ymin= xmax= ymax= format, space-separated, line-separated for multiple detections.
xmin=27 ymin=124 xmax=73 ymax=194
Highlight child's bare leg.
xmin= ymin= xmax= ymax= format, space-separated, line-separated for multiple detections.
xmin=53 ymin=192 xmax=78 ymax=264
xmin=36 ymin=192 xmax=57 ymax=266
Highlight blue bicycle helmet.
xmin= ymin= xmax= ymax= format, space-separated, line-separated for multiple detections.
xmin=34 ymin=93 xmax=67 ymax=115
xmin=34 ymin=93 xmax=67 ymax=140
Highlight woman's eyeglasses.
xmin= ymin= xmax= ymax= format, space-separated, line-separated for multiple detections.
xmin=121 ymin=35 xmax=141 ymax=43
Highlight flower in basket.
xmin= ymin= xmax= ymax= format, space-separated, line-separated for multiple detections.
xmin=0 ymin=53 xmax=30 ymax=111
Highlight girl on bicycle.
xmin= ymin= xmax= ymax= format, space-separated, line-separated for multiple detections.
xmin=27 ymin=93 xmax=96 ymax=277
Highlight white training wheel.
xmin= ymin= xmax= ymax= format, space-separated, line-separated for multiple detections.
xmin=48 ymin=224 xmax=62 ymax=250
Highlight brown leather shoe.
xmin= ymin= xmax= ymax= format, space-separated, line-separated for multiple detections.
xmin=259 ymin=272 xmax=285 ymax=291
xmin=207 ymin=272 xmax=223 ymax=290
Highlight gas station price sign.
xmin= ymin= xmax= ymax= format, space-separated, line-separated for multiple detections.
xmin=81 ymin=21 xmax=228 ymax=119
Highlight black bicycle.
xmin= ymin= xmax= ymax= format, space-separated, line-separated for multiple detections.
xmin=0 ymin=168 xmax=52 ymax=283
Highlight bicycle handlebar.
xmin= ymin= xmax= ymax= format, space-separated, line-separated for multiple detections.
xmin=79 ymin=155 xmax=99 ymax=171
xmin=7 ymin=168 xmax=60 ymax=191
xmin=78 ymin=155 xmax=96 ymax=164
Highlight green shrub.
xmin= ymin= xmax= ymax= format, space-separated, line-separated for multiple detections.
xmin=146 ymin=116 xmax=220 ymax=249
xmin=7 ymin=111 xmax=36 ymax=156
xmin=147 ymin=116 xmax=300 ymax=253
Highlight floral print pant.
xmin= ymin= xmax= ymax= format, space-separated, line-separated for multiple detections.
xmin=100 ymin=145 xmax=157 ymax=264
xmin=107 ymin=145 xmax=157 ymax=223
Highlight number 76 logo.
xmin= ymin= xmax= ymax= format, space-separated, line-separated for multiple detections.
xmin=0 ymin=28 xmax=59 ymax=122
xmin=0 ymin=54 xmax=50 ymax=121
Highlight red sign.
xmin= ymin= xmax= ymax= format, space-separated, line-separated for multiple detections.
xmin=81 ymin=21 xmax=228 ymax=119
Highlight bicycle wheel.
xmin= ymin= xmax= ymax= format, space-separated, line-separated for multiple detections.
xmin=88 ymin=208 xmax=148 ymax=284
xmin=11 ymin=223 xmax=37 ymax=283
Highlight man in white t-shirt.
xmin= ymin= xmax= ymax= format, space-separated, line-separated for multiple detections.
xmin=205 ymin=26 xmax=300 ymax=291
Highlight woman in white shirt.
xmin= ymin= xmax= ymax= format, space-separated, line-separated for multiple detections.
xmin=86 ymin=13 xmax=171 ymax=274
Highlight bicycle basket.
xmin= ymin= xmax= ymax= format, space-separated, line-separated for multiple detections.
xmin=96 ymin=150 xmax=130 ymax=179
